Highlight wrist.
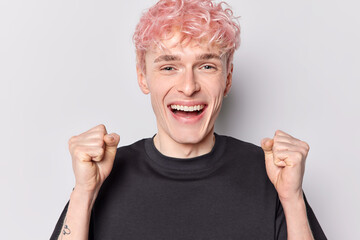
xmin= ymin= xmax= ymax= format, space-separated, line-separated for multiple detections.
xmin=71 ymin=187 xmax=98 ymax=210
xmin=280 ymin=195 xmax=306 ymax=216
xmin=279 ymin=189 xmax=304 ymax=206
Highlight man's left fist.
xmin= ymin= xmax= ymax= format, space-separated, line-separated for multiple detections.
xmin=261 ymin=130 xmax=310 ymax=202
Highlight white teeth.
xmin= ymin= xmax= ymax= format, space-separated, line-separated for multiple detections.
xmin=170 ymin=104 xmax=205 ymax=112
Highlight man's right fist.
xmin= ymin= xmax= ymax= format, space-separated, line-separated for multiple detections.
xmin=68 ymin=124 xmax=120 ymax=195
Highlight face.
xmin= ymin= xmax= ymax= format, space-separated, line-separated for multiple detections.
xmin=137 ymin=33 xmax=233 ymax=145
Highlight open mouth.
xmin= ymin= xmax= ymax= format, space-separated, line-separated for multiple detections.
xmin=169 ymin=104 xmax=206 ymax=118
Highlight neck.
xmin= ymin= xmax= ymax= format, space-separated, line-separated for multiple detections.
xmin=153 ymin=130 xmax=215 ymax=159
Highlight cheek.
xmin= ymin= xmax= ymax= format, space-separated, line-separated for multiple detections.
xmin=148 ymin=81 xmax=173 ymax=113
xmin=150 ymin=88 xmax=164 ymax=109
xmin=205 ymin=78 xmax=227 ymax=113
xmin=206 ymin=78 xmax=227 ymax=99
xmin=149 ymin=81 xmax=173 ymax=99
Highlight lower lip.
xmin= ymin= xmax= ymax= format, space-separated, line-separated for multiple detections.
xmin=168 ymin=106 xmax=207 ymax=124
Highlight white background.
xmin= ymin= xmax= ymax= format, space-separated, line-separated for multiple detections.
xmin=1 ymin=0 xmax=359 ymax=239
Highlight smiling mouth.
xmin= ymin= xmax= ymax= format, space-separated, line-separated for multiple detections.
xmin=169 ymin=104 xmax=205 ymax=117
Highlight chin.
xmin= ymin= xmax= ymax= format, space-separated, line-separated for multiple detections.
xmin=169 ymin=127 xmax=212 ymax=145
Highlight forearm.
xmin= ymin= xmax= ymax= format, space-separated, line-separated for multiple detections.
xmin=57 ymin=189 xmax=96 ymax=240
xmin=281 ymin=193 xmax=314 ymax=240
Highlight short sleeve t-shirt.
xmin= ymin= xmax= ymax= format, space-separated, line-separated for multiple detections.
xmin=51 ymin=134 xmax=327 ymax=240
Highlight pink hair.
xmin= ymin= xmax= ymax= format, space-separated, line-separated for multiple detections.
xmin=133 ymin=0 xmax=241 ymax=73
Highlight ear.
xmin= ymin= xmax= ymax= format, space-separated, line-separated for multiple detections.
xmin=224 ymin=63 xmax=233 ymax=97
xmin=136 ymin=65 xmax=150 ymax=94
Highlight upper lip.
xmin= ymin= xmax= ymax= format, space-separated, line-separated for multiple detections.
xmin=167 ymin=101 xmax=207 ymax=107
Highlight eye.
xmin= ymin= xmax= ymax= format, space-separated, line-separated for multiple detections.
xmin=161 ymin=66 xmax=175 ymax=71
xmin=201 ymin=64 xmax=217 ymax=71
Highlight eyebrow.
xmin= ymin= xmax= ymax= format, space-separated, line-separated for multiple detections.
xmin=196 ymin=53 xmax=221 ymax=61
xmin=153 ymin=53 xmax=221 ymax=63
xmin=154 ymin=55 xmax=181 ymax=63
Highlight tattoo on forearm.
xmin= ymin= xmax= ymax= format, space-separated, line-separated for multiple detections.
xmin=63 ymin=225 xmax=71 ymax=235
xmin=60 ymin=217 xmax=71 ymax=239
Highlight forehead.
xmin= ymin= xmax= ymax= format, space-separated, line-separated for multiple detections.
xmin=146 ymin=31 xmax=223 ymax=58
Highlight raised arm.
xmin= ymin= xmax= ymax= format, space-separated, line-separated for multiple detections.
xmin=261 ymin=130 xmax=314 ymax=240
xmin=53 ymin=124 xmax=120 ymax=240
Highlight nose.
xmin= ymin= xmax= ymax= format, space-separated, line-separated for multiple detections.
xmin=176 ymin=70 xmax=200 ymax=96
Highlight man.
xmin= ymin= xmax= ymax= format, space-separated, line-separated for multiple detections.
xmin=51 ymin=0 xmax=327 ymax=239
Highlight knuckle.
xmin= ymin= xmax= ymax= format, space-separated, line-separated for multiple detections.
xmin=96 ymin=124 xmax=106 ymax=131
xmin=68 ymin=136 xmax=76 ymax=145
xmin=275 ymin=129 xmax=283 ymax=136
xmin=301 ymin=141 xmax=310 ymax=151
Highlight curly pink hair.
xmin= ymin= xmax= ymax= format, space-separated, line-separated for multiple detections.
xmin=133 ymin=0 xmax=241 ymax=73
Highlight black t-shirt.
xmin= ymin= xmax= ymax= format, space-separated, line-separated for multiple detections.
xmin=51 ymin=134 xmax=327 ymax=240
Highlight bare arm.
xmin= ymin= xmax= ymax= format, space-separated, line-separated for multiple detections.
xmin=53 ymin=124 xmax=120 ymax=240
xmin=281 ymin=193 xmax=314 ymax=240
xmin=57 ymin=189 xmax=96 ymax=240
xmin=262 ymin=130 xmax=315 ymax=240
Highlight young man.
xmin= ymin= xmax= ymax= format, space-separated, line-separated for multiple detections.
xmin=51 ymin=0 xmax=327 ymax=239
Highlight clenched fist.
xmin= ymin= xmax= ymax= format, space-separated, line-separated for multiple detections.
xmin=68 ymin=124 xmax=120 ymax=196
xmin=261 ymin=130 xmax=310 ymax=202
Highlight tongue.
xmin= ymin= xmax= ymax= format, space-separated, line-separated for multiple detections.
xmin=175 ymin=110 xmax=199 ymax=118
